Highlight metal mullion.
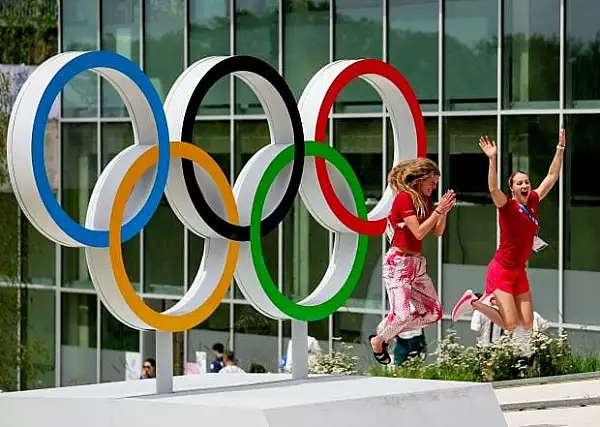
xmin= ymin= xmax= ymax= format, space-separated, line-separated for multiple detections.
xmin=558 ymin=0 xmax=566 ymax=330
xmin=436 ymin=0 xmax=444 ymax=342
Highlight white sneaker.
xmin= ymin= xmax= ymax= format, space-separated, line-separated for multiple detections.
xmin=451 ymin=290 xmax=479 ymax=321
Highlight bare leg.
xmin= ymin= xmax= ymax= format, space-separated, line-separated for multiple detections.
xmin=472 ymin=300 xmax=505 ymax=328
xmin=490 ymin=289 xmax=520 ymax=333
xmin=515 ymin=291 xmax=534 ymax=330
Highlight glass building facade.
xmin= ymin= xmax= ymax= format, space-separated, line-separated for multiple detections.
xmin=3 ymin=0 xmax=600 ymax=390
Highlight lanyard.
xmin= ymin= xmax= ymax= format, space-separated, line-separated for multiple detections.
xmin=518 ymin=202 xmax=539 ymax=229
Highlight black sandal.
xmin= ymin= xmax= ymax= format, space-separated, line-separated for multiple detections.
xmin=369 ymin=334 xmax=391 ymax=365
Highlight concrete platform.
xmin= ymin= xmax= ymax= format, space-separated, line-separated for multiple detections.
xmin=0 ymin=374 xmax=506 ymax=427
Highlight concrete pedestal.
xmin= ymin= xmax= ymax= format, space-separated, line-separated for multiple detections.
xmin=0 ymin=374 xmax=506 ymax=427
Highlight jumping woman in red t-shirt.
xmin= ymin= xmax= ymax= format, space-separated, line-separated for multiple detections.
xmin=369 ymin=158 xmax=456 ymax=365
xmin=451 ymin=126 xmax=566 ymax=337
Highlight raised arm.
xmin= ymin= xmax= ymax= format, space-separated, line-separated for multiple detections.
xmin=479 ymin=136 xmax=507 ymax=208
xmin=535 ymin=126 xmax=566 ymax=201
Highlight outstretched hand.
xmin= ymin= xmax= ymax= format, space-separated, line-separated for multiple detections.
xmin=558 ymin=125 xmax=566 ymax=148
xmin=479 ymin=135 xmax=497 ymax=158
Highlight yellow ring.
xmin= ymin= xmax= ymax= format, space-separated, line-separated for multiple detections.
xmin=109 ymin=141 xmax=239 ymax=332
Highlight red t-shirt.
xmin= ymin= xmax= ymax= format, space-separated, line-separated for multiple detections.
xmin=388 ymin=191 xmax=434 ymax=253
xmin=493 ymin=190 xmax=540 ymax=269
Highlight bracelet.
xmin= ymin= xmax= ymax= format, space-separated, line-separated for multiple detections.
xmin=434 ymin=209 xmax=443 ymax=215
xmin=556 ymin=145 xmax=565 ymax=150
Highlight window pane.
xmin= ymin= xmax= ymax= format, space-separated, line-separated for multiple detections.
xmin=0 ymin=288 xmax=18 ymax=391
xmin=141 ymin=298 xmax=184 ymax=376
xmin=0 ymin=193 xmax=19 ymax=282
xmin=61 ymin=123 xmax=97 ymax=289
xmin=387 ymin=117 xmax=440 ymax=286
xmin=503 ymin=0 xmax=559 ymax=109
xmin=564 ymin=114 xmax=600 ymax=324
xmin=233 ymin=121 xmax=278 ymax=300
xmin=334 ymin=118 xmax=383 ymax=309
xmin=234 ymin=0 xmax=278 ymax=114
xmin=189 ymin=0 xmax=231 ymax=115
xmin=22 ymin=289 xmax=55 ymax=389
xmin=283 ymin=0 xmax=329 ymax=99
xmin=502 ymin=115 xmax=560 ymax=322
xmin=187 ymin=303 xmax=230 ymax=372
xmin=442 ymin=117 xmax=497 ymax=313
xmin=188 ymin=121 xmax=230 ymax=293
xmin=22 ymin=119 xmax=58 ymax=286
xmin=102 ymin=123 xmax=140 ymax=291
xmin=101 ymin=0 xmax=140 ymax=117
xmin=144 ymin=0 xmax=184 ymax=102
xmin=332 ymin=312 xmax=384 ymax=371
xmin=100 ymin=305 xmax=139 ymax=383
xmin=444 ymin=0 xmax=497 ymax=111
xmin=61 ymin=0 xmax=98 ymax=118
xmin=388 ymin=0 xmax=438 ymax=111
xmin=61 ymin=293 xmax=97 ymax=386
xmin=233 ymin=303 xmax=278 ymax=372
xmin=144 ymin=197 xmax=184 ymax=295
xmin=333 ymin=0 xmax=383 ymax=113
xmin=566 ymin=0 xmax=600 ymax=108
xmin=565 ymin=329 xmax=600 ymax=355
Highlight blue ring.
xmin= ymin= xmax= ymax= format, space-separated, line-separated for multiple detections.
xmin=32 ymin=51 xmax=169 ymax=247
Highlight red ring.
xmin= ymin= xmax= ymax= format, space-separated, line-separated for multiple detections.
xmin=313 ymin=59 xmax=427 ymax=236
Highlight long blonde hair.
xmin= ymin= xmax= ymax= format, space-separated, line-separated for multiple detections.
xmin=388 ymin=158 xmax=440 ymax=219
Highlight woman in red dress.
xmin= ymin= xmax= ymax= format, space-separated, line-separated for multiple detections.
xmin=451 ymin=127 xmax=566 ymax=338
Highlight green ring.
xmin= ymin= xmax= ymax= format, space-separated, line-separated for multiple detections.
xmin=250 ymin=141 xmax=368 ymax=321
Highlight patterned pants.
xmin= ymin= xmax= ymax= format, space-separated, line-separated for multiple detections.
xmin=376 ymin=249 xmax=443 ymax=341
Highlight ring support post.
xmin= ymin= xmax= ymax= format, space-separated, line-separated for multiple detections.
xmin=156 ymin=331 xmax=173 ymax=394
xmin=291 ymin=320 xmax=308 ymax=380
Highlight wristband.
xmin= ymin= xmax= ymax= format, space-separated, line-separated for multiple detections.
xmin=556 ymin=145 xmax=565 ymax=150
xmin=434 ymin=209 xmax=442 ymax=215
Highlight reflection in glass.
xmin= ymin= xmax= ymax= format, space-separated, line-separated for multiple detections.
xmin=22 ymin=222 xmax=56 ymax=285
xmin=388 ymin=0 xmax=438 ymax=110
xmin=333 ymin=312 xmax=382 ymax=371
xmin=100 ymin=305 xmax=139 ymax=383
xmin=144 ymin=0 xmax=184 ymax=101
xmin=442 ymin=117 xmax=497 ymax=312
xmin=502 ymin=115 xmax=559 ymax=321
xmin=101 ymin=0 xmax=140 ymax=117
xmin=503 ymin=0 xmax=559 ymax=109
xmin=234 ymin=121 xmax=278 ymax=299
xmin=61 ymin=293 xmax=97 ymax=386
xmin=333 ymin=0 xmax=383 ymax=113
xmin=21 ymin=289 xmax=55 ymax=389
xmin=61 ymin=124 xmax=97 ymax=289
xmin=387 ymin=117 xmax=440 ymax=285
xmin=102 ymin=123 xmax=140 ymax=291
xmin=188 ymin=121 xmax=231 ymax=292
xmin=564 ymin=115 xmax=600 ymax=324
xmin=234 ymin=0 xmax=278 ymax=114
xmin=283 ymin=0 xmax=329 ymax=99
xmin=187 ymin=303 xmax=230 ymax=371
xmin=189 ymin=0 xmax=231 ymax=115
xmin=566 ymin=0 xmax=600 ymax=108
xmin=444 ymin=0 xmax=497 ymax=110
xmin=233 ymin=304 xmax=278 ymax=372
xmin=0 ymin=288 xmax=18 ymax=390
xmin=61 ymin=0 xmax=98 ymax=117
xmin=144 ymin=198 xmax=185 ymax=295
xmin=0 ymin=194 xmax=18 ymax=282
xmin=334 ymin=119 xmax=383 ymax=309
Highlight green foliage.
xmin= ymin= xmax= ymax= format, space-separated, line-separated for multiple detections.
xmin=0 ymin=0 xmax=58 ymax=66
xmin=367 ymin=328 xmax=598 ymax=383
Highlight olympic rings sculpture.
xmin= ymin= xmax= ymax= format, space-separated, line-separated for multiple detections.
xmin=7 ymin=51 xmax=426 ymax=332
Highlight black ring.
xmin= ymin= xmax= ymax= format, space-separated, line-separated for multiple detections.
xmin=180 ymin=55 xmax=305 ymax=241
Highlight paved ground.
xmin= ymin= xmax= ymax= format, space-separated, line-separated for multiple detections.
xmin=495 ymin=378 xmax=600 ymax=427
xmin=504 ymin=405 xmax=600 ymax=427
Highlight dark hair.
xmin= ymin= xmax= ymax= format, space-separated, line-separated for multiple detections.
xmin=145 ymin=358 xmax=156 ymax=368
xmin=212 ymin=343 xmax=225 ymax=353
